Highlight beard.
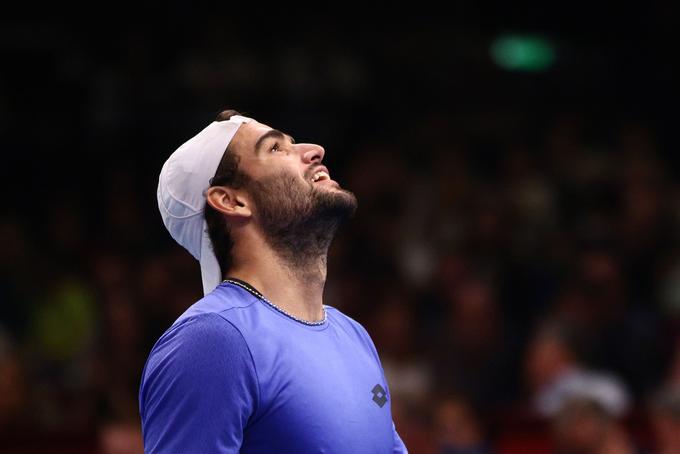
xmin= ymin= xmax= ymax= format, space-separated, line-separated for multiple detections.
xmin=248 ymin=171 xmax=358 ymax=270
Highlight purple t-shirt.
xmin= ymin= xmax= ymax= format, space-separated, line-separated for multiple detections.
xmin=139 ymin=281 xmax=408 ymax=453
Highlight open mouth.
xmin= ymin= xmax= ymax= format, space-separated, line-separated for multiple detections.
xmin=311 ymin=170 xmax=331 ymax=183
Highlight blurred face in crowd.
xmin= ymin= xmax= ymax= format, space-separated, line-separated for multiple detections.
xmin=435 ymin=397 xmax=484 ymax=449
xmin=225 ymin=120 xmax=357 ymax=260
xmin=525 ymin=331 xmax=574 ymax=391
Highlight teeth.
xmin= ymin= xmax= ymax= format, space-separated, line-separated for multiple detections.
xmin=311 ymin=171 xmax=329 ymax=182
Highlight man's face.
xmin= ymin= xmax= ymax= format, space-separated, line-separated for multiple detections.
xmin=229 ymin=120 xmax=344 ymax=192
xmin=229 ymin=120 xmax=357 ymax=255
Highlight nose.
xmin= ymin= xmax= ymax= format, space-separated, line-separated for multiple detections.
xmin=301 ymin=143 xmax=325 ymax=164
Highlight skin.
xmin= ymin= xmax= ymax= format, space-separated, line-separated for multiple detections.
xmin=205 ymin=120 xmax=356 ymax=322
xmin=525 ymin=333 xmax=576 ymax=391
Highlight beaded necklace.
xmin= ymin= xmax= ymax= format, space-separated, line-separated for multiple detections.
xmin=223 ymin=278 xmax=327 ymax=326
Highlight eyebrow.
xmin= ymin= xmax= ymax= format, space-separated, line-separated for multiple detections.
xmin=253 ymin=129 xmax=296 ymax=155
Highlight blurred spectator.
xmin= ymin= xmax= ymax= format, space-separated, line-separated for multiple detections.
xmin=435 ymin=276 xmax=520 ymax=413
xmin=27 ymin=274 xmax=98 ymax=432
xmin=550 ymin=248 xmax=667 ymax=396
xmin=434 ymin=394 xmax=493 ymax=454
xmin=552 ymin=397 xmax=637 ymax=454
xmin=525 ymin=320 xmax=630 ymax=418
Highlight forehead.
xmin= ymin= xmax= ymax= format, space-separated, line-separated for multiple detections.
xmin=229 ymin=120 xmax=273 ymax=157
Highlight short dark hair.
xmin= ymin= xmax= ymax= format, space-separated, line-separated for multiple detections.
xmin=204 ymin=109 xmax=252 ymax=278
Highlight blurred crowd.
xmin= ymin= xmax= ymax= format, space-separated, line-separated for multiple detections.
xmin=2 ymin=110 xmax=680 ymax=453
xmin=332 ymin=116 xmax=680 ymax=453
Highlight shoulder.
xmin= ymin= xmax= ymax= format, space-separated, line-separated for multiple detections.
xmin=141 ymin=284 xmax=259 ymax=386
xmin=174 ymin=283 xmax=259 ymax=325
xmin=139 ymin=312 xmax=261 ymax=451
xmin=326 ymin=306 xmax=378 ymax=352
xmin=143 ymin=312 xmax=253 ymax=376
xmin=166 ymin=311 xmax=245 ymax=344
xmin=140 ymin=312 xmax=260 ymax=413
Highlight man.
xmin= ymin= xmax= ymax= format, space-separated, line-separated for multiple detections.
xmin=139 ymin=110 xmax=408 ymax=453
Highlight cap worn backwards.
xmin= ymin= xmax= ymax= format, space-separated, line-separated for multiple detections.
xmin=157 ymin=115 xmax=253 ymax=295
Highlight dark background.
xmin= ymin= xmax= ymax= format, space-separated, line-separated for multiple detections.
xmin=1 ymin=6 xmax=679 ymax=453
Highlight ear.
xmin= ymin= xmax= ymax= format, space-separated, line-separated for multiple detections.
xmin=206 ymin=186 xmax=252 ymax=219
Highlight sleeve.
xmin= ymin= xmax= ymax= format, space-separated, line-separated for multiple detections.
xmin=139 ymin=313 xmax=259 ymax=453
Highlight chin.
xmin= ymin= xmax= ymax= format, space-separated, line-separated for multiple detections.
xmin=321 ymin=186 xmax=358 ymax=217
xmin=315 ymin=182 xmax=352 ymax=198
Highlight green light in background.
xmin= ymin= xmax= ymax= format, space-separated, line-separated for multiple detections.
xmin=491 ymin=35 xmax=556 ymax=72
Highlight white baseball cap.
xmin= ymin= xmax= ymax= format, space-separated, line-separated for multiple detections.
xmin=157 ymin=115 xmax=253 ymax=295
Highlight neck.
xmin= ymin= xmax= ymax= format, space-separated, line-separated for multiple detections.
xmin=227 ymin=231 xmax=329 ymax=322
